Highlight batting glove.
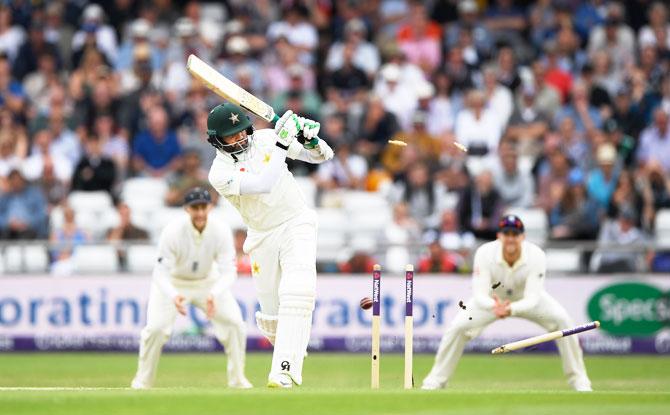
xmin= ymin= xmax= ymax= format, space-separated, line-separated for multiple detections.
xmin=274 ymin=110 xmax=302 ymax=149
xmin=297 ymin=116 xmax=320 ymax=149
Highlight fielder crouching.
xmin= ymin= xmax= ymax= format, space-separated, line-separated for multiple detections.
xmin=131 ymin=187 xmax=251 ymax=389
xmin=422 ymin=215 xmax=592 ymax=391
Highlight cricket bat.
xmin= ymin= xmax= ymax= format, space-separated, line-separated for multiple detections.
xmin=491 ymin=321 xmax=600 ymax=354
xmin=371 ymin=264 xmax=381 ymax=389
xmin=186 ymin=54 xmax=318 ymax=146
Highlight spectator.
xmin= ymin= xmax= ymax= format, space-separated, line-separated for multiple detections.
xmin=587 ymin=2 xmax=635 ymax=76
xmin=492 ymin=142 xmax=534 ymax=209
xmin=0 ymin=116 xmax=27 ymax=188
xmin=0 ymin=5 xmax=26 ymax=63
xmin=384 ymin=202 xmax=421 ymax=273
xmin=591 ymin=208 xmax=646 ymax=273
xmin=640 ymin=160 xmax=670 ymax=214
xmin=43 ymin=3 xmax=74 ymax=70
xmin=132 ymin=106 xmax=182 ymax=177
xmin=530 ymin=59 xmax=561 ymax=120
xmin=22 ymin=127 xmax=73 ymax=185
xmin=484 ymin=0 xmax=528 ymax=49
xmin=636 ymin=108 xmax=670 ymax=174
xmin=417 ymin=239 xmax=460 ymax=273
xmin=454 ymin=89 xmax=503 ymax=157
xmin=71 ymin=4 xmax=119 ymax=67
xmin=49 ymin=205 xmax=89 ymax=276
xmin=554 ymin=80 xmax=602 ymax=135
xmin=496 ymin=45 xmax=521 ymax=93
xmin=339 ymin=247 xmax=377 ymax=273
xmin=115 ymin=18 xmax=161 ymax=72
xmin=22 ymin=51 xmax=63 ymax=114
xmin=423 ymin=75 xmax=454 ymax=137
xmin=535 ymin=143 xmax=573 ymax=213
xmin=373 ymin=63 xmax=418 ymax=130
xmin=506 ymin=84 xmax=550 ymax=155
xmin=482 ymin=63 xmax=513 ymax=128
xmin=638 ymin=2 xmax=670 ymax=50
xmin=559 ymin=117 xmax=592 ymax=174
xmin=356 ymin=95 xmax=401 ymax=161
xmin=217 ymin=36 xmax=264 ymax=96
xmin=587 ymin=143 xmax=620 ymax=212
xmin=549 ymin=170 xmax=600 ymax=240
xmin=12 ymin=21 xmax=61 ymax=82
xmin=457 ymin=170 xmax=501 ymax=240
xmin=266 ymin=5 xmax=317 ymax=65
xmin=393 ymin=162 xmax=441 ymax=227
xmin=271 ymin=64 xmax=321 ymax=118
xmin=234 ymin=228 xmax=252 ymax=275
xmin=608 ymin=169 xmax=652 ymax=230
xmin=94 ymin=113 xmax=129 ymax=180
xmin=443 ymin=45 xmax=476 ymax=95
xmin=118 ymin=44 xmax=161 ymax=96
xmin=72 ymin=135 xmax=117 ymax=194
xmin=438 ymin=208 xmax=475 ymax=253
xmin=396 ymin=1 xmax=442 ymax=74
xmin=444 ymin=0 xmax=493 ymax=60
xmin=316 ymin=142 xmax=368 ymax=191
xmin=574 ymin=0 xmax=607 ymax=43
xmin=106 ymin=202 xmax=150 ymax=269
xmin=164 ymin=149 xmax=209 ymax=207
xmin=325 ymin=43 xmax=370 ymax=113
xmin=0 ymin=169 xmax=48 ymax=239
xmin=0 ymin=52 xmax=26 ymax=117
xmin=325 ymin=18 xmax=380 ymax=78
xmin=382 ymin=111 xmax=441 ymax=175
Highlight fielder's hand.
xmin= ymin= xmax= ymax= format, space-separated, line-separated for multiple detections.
xmin=174 ymin=294 xmax=187 ymax=316
xmin=492 ymin=294 xmax=511 ymax=319
xmin=274 ymin=110 xmax=302 ymax=149
xmin=298 ymin=116 xmax=320 ymax=149
xmin=206 ymin=294 xmax=216 ymax=319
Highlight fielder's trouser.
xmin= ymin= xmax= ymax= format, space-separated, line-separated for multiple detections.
xmin=244 ymin=210 xmax=318 ymax=385
xmin=423 ymin=292 xmax=591 ymax=390
xmin=132 ymin=280 xmax=247 ymax=388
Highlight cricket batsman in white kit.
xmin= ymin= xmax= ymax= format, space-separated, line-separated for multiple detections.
xmin=206 ymin=103 xmax=333 ymax=387
xmin=422 ymin=215 xmax=593 ymax=391
xmin=131 ymin=187 xmax=251 ymax=389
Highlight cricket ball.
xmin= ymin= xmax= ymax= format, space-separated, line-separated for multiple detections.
xmin=360 ymin=297 xmax=373 ymax=310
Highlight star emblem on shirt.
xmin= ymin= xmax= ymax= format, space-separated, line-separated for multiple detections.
xmin=252 ymin=261 xmax=261 ymax=275
xmin=263 ymin=153 xmax=271 ymax=163
xmin=229 ymin=112 xmax=240 ymax=124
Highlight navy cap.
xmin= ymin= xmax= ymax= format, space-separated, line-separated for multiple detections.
xmin=498 ymin=214 xmax=524 ymax=234
xmin=183 ymin=187 xmax=212 ymax=206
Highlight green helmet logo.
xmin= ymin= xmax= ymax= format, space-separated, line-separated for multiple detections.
xmin=207 ymin=103 xmax=252 ymax=138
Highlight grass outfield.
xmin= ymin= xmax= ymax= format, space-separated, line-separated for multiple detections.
xmin=0 ymin=353 xmax=669 ymax=415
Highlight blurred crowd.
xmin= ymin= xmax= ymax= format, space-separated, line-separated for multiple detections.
xmin=1 ymin=0 xmax=670 ymax=273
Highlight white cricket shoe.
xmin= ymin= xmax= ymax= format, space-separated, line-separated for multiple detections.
xmin=228 ymin=377 xmax=253 ymax=389
xmin=130 ymin=379 xmax=149 ymax=390
xmin=267 ymin=373 xmax=294 ymax=388
xmin=572 ymin=380 xmax=593 ymax=392
xmin=421 ymin=378 xmax=445 ymax=390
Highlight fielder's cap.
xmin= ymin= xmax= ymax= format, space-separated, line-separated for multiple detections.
xmin=498 ymin=214 xmax=525 ymax=234
xmin=183 ymin=187 xmax=212 ymax=206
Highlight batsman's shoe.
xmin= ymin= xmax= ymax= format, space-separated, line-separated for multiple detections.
xmin=572 ymin=379 xmax=593 ymax=392
xmin=228 ymin=377 xmax=253 ymax=389
xmin=267 ymin=373 xmax=294 ymax=388
xmin=130 ymin=379 xmax=150 ymax=390
xmin=420 ymin=378 xmax=445 ymax=390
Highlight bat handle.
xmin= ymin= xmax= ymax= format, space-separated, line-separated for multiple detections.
xmin=272 ymin=113 xmax=320 ymax=149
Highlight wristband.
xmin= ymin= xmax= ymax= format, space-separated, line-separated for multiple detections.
xmin=275 ymin=141 xmax=289 ymax=150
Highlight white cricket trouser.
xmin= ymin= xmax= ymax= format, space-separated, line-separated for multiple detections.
xmin=424 ymin=291 xmax=591 ymax=390
xmin=244 ymin=210 xmax=317 ymax=384
xmin=132 ymin=279 xmax=247 ymax=388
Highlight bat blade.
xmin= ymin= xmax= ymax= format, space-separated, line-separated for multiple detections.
xmin=186 ymin=54 xmax=277 ymax=122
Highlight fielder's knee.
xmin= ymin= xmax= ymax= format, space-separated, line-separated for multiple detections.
xmin=141 ymin=325 xmax=171 ymax=343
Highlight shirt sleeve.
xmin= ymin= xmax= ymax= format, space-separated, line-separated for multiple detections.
xmin=210 ymin=225 xmax=238 ymax=297
xmin=209 ymin=165 xmax=243 ymax=196
xmin=152 ymin=228 xmax=179 ymax=299
xmin=509 ymin=249 xmax=546 ymax=316
xmin=472 ymin=246 xmax=496 ymax=310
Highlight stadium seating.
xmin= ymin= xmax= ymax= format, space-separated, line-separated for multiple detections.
xmin=71 ymin=245 xmax=119 ymax=274
xmin=504 ymin=208 xmax=548 ymax=245
xmin=3 ymin=245 xmax=49 ymax=274
xmin=126 ymin=245 xmax=159 ymax=274
xmin=545 ymin=249 xmax=582 ymax=273
xmin=655 ymin=209 xmax=670 ymax=248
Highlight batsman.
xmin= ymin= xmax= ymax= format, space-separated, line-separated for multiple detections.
xmin=207 ymin=104 xmax=333 ymax=388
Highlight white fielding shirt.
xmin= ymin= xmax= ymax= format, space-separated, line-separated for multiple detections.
xmin=208 ymin=129 xmax=314 ymax=232
xmin=471 ymin=240 xmax=547 ymax=316
xmin=153 ymin=215 xmax=237 ymax=299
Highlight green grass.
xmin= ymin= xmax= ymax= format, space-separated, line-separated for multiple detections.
xmin=0 ymin=353 xmax=669 ymax=414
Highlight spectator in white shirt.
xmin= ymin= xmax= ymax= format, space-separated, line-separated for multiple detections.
xmin=373 ymin=63 xmax=418 ymax=130
xmin=455 ymin=89 xmax=503 ymax=157
xmin=22 ymin=127 xmax=73 ymax=184
xmin=638 ymin=1 xmax=670 ymax=50
xmin=316 ymin=142 xmax=368 ymax=191
xmin=636 ymin=107 xmax=670 ymax=174
xmin=492 ymin=142 xmax=534 ymax=208
xmin=482 ymin=64 xmax=513 ymax=128
xmin=0 ymin=6 xmax=25 ymax=64
xmin=325 ymin=18 xmax=380 ymax=78
xmin=267 ymin=5 xmax=318 ymax=65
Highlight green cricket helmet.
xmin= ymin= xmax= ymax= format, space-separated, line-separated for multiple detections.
xmin=206 ymin=103 xmax=254 ymax=158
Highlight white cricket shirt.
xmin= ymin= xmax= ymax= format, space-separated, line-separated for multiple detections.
xmin=208 ymin=129 xmax=309 ymax=232
xmin=471 ymin=239 xmax=547 ymax=316
xmin=153 ymin=214 xmax=237 ymax=298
